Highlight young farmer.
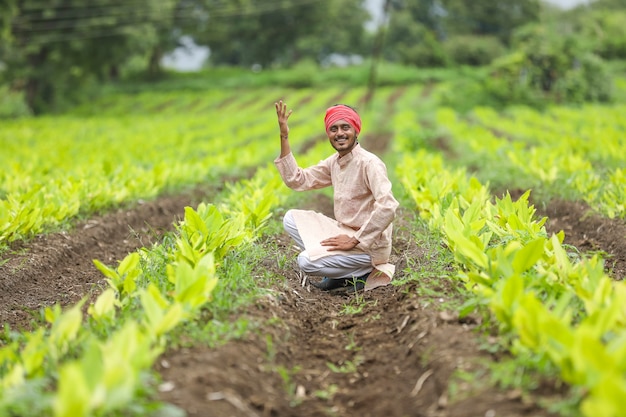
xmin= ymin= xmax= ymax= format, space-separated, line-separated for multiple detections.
xmin=273 ymin=100 xmax=399 ymax=293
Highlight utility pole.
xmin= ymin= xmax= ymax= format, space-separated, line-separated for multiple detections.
xmin=365 ymin=0 xmax=392 ymax=109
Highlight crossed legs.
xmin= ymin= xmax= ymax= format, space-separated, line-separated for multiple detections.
xmin=283 ymin=210 xmax=373 ymax=280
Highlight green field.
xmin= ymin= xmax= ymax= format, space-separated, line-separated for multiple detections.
xmin=1 ymin=69 xmax=626 ymax=417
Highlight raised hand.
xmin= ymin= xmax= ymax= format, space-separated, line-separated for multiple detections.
xmin=275 ymin=100 xmax=292 ymax=139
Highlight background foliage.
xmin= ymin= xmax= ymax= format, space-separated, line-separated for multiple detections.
xmin=0 ymin=0 xmax=624 ymax=114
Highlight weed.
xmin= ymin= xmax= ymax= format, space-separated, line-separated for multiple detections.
xmin=326 ymin=355 xmax=364 ymax=374
xmin=394 ymin=220 xmax=468 ymax=313
xmin=365 ymin=313 xmax=382 ymax=322
xmin=266 ymin=334 xmax=276 ymax=362
xmin=447 ymin=367 xmax=489 ymax=403
xmin=344 ymin=332 xmax=361 ymax=352
xmin=275 ymin=365 xmax=303 ymax=406
xmin=341 ymin=295 xmax=371 ymax=315
xmin=419 ymin=346 xmax=436 ymax=368
xmin=540 ymin=386 xmax=584 ymax=417
xmin=313 ymin=384 xmax=339 ymax=401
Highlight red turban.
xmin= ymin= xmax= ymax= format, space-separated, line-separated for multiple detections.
xmin=324 ymin=105 xmax=362 ymax=135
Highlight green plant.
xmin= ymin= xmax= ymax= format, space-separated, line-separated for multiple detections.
xmin=326 ymin=356 xmax=363 ymax=374
xmin=313 ymin=383 xmax=339 ymax=401
xmin=275 ymin=365 xmax=302 ymax=406
xmin=340 ymin=285 xmax=375 ymax=315
xmin=345 ymin=332 xmax=361 ymax=352
xmin=485 ymin=23 xmax=613 ymax=106
xmin=444 ymin=35 xmax=507 ymax=67
xmin=0 ymin=85 xmax=32 ymax=118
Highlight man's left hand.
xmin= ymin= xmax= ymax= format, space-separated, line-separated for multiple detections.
xmin=320 ymin=234 xmax=359 ymax=251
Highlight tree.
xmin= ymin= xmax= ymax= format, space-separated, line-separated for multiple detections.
xmin=0 ymin=0 xmax=18 ymax=44
xmin=390 ymin=0 xmax=445 ymax=35
xmin=2 ymin=0 xmax=177 ymax=113
xmin=440 ymin=0 xmax=541 ymax=44
xmin=486 ymin=22 xmax=612 ymax=105
xmin=571 ymin=9 xmax=626 ymax=60
xmin=190 ymin=0 xmax=370 ymax=68
xmin=383 ymin=0 xmax=540 ymax=68
xmin=384 ymin=12 xmax=448 ymax=67
xmin=588 ymin=0 xmax=626 ymax=10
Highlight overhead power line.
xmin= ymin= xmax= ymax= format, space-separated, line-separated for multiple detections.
xmin=10 ymin=0 xmax=325 ymax=45
xmin=11 ymin=0 xmax=320 ymax=40
xmin=14 ymin=0 xmax=320 ymax=25
xmin=15 ymin=12 xmax=189 ymax=33
xmin=15 ymin=3 xmax=196 ymax=23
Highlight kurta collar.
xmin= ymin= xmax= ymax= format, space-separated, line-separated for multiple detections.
xmin=336 ymin=143 xmax=361 ymax=167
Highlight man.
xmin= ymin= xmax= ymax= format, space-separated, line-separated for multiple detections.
xmin=273 ymin=100 xmax=399 ymax=293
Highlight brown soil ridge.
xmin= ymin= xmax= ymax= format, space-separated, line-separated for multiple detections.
xmin=156 ymin=280 xmax=558 ymax=417
xmin=542 ymin=199 xmax=626 ymax=279
xmin=0 ymin=189 xmax=208 ymax=331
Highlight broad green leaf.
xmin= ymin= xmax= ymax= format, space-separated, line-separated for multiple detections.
xmin=54 ymin=362 xmax=91 ymax=417
xmin=154 ymin=303 xmax=185 ymax=337
xmin=88 ymin=288 xmax=118 ymax=321
xmin=50 ymin=299 xmax=86 ymax=357
xmin=117 ymin=253 xmax=139 ymax=276
xmin=20 ymin=329 xmax=48 ymax=377
xmin=92 ymin=259 xmax=120 ymax=282
xmin=0 ymin=364 xmax=25 ymax=390
xmin=581 ymin=373 xmax=626 ymax=417
xmin=512 ymin=237 xmax=546 ymax=274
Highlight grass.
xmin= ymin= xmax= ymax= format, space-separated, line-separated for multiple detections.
xmin=111 ymin=61 xmax=485 ymax=95
xmin=340 ymin=294 xmax=376 ymax=315
xmin=392 ymin=217 xmax=467 ymax=311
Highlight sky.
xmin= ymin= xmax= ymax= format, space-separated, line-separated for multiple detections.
xmin=161 ymin=36 xmax=210 ymax=72
xmin=546 ymin=0 xmax=591 ymax=6
xmin=362 ymin=0 xmax=592 ymax=30
xmin=364 ymin=0 xmax=591 ymax=14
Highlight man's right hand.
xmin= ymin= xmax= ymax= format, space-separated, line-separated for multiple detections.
xmin=275 ymin=100 xmax=292 ymax=139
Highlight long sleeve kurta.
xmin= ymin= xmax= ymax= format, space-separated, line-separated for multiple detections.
xmin=274 ymin=143 xmax=399 ymax=266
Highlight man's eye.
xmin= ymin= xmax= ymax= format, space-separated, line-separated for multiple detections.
xmin=341 ymin=125 xmax=351 ymax=130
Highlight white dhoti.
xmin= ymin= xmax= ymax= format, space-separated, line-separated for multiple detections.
xmin=283 ymin=209 xmax=394 ymax=291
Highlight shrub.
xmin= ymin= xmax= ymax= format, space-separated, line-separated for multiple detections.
xmin=0 ymin=84 xmax=32 ymax=118
xmin=384 ymin=14 xmax=449 ymax=68
xmin=484 ymin=23 xmax=613 ymax=105
xmin=443 ymin=35 xmax=507 ymax=67
xmin=575 ymin=10 xmax=626 ymax=60
xmin=397 ymin=39 xmax=449 ymax=68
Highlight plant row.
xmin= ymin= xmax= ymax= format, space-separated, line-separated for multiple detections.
xmin=432 ymin=105 xmax=626 ymax=219
xmin=0 ymin=166 xmax=286 ymax=416
xmin=1 ymin=86 xmax=402 ymax=248
xmin=395 ymin=119 xmax=626 ymax=417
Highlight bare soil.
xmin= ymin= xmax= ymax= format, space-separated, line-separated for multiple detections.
xmin=1 ymin=177 xmax=625 ymax=416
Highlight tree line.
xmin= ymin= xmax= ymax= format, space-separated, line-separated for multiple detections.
xmin=1 ymin=0 xmax=625 ymax=114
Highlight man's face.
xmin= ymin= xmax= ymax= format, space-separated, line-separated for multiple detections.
xmin=327 ymin=119 xmax=358 ymax=156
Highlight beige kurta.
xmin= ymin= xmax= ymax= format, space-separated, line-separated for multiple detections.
xmin=275 ymin=143 xmax=399 ymax=290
